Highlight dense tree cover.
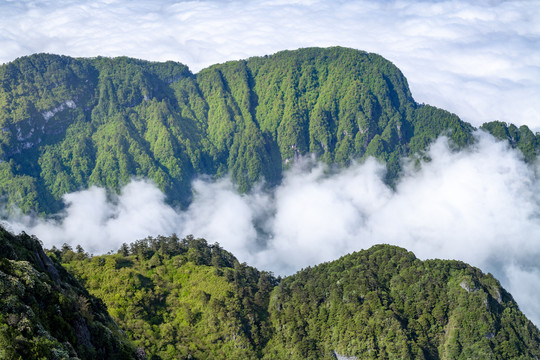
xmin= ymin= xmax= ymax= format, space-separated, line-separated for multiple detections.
xmin=265 ymin=245 xmax=540 ymax=359
xmin=0 ymin=47 xmax=484 ymax=214
xmin=58 ymin=234 xmax=277 ymax=360
xmin=481 ymin=121 xmax=540 ymax=162
xmin=0 ymin=223 xmax=538 ymax=359
xmin=2 ymin=48 xmax=540 ymax=359
xmin=57 ymin=236 xmax=540 ymax=360
xmin=0 ymin=225 xmax=139 ymax=359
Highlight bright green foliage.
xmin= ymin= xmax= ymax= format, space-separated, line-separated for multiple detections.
xmin=60 ymin=235 xmax=277 ymax=360
xmin=481 ymin=121 xmax=540 ymax=162
xmin=2 ymin=48 xmax=539 ymax=359
xmin=0 ymin=226 xmax=138 ymax=359
xmin=0 ymin=47 xmax=481 ymax=214
xmin=0 ymin=224 xmax=538 ymax=359
xmin=264 ymin=245 xmax=540 ymax=360
xmin=59 ymin=237 xmax=540 ymax=360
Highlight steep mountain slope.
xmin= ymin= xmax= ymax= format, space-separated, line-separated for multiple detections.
xmin=0 ymin=226 xmax=139 ymax=359
xmin=58 ymin=236 xmax=540 ymax=360
xmin=264 ymin=245 xmax=540 ymax=359
xmin=59 ymin=235 xmax=276 ymax=359
xmin=481 ymin=121 xmax=540 ymax=162
xmin=0 ymin=47 xmax=479 ymax=214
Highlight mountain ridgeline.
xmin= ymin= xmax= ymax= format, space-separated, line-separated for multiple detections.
xmin=54 ymin=233 xmax=540 ymax=359
xmin=2 ymin=47 xmax=540 ymax=358
xmin=0 ymin=224 xmax=539 ymax=359
xmin=1 ymin=46 xmax=521 ymax=214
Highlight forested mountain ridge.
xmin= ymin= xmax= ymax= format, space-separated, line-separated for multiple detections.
xmin=0 ymin=47 xmax=493 ymax=214
xmin=2 ymin=47 xmax=540 ymax=360
xmin=0 ymin=223 xmax=538 ymax=359
xmin=480 ymin=120 xmax=540 ymax=162
xmin=57 ymin=235 xmax=540 ymax=359
xmin=0 ymin=226 xmax=139 ymax=359
xmin=58 ymin=235 xmax=277 ymax=359
xmin=265 ymin=245 xmax=540 ymax=359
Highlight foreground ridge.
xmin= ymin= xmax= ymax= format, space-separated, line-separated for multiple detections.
xmin=0 ymin=226 xmax=138 ymax=359
xmin=56 ymin=234 xmax=540 ymax=359
xmin=1 ymin=223 xmax=538 ymax=359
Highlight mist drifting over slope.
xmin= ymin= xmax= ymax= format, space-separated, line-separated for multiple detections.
xmin=5 ymin=130 xmax=540 ymax=326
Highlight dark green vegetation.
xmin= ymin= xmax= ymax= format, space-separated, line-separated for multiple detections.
xmin=0 ymin=47 xmax=486 ymax=214
xmin=56 ymin=235 xmax=540 ymax=360
xmin=481 ymin=121 xmax=540 ymax=163
xmin=265 ymin=246 xmax=540 ymax=360
xmin=0 ymin=226 xmax=139 ymax=359
xmin=0 ymin=223 xmax=538 ymax=359
xmin=2 ymin=47 xmax=540 ymax=359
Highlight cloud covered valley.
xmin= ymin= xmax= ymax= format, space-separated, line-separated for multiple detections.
xmin=1 ymin=0 xmax=540 ymax=346
xmin=5 ymin=130 xmax=540 ymax=326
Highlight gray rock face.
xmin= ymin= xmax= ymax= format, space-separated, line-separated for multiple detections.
xmin=332 ymin=351 xmax=358 ymax=360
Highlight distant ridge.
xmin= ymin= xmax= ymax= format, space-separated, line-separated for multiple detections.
xmin=0 ymin=47 xmax=537 ymax=214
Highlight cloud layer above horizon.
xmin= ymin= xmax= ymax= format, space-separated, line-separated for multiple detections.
xmin=0 ymin=0 xmax=539 ymax=128
xmin=5 ymin=131 xmax=540 ymax=326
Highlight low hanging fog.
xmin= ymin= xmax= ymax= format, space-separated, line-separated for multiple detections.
xmin=5 ymin=130 xmax=540 ymax=326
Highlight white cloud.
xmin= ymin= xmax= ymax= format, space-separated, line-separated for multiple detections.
xmin=5 ymin=180 xmax=182 ymax=253
xmin=2 ymin=0 xmax=540 ymax=331
xmin=180 ymin=178 xmax=267 ymax=258
xmin=0 ymin=0 xmax=539 ymax=128
xmin=6 ymin=131 xmax=540 ymax=326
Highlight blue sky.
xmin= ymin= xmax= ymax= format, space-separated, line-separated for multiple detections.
xmin=1 ymin=0 xmax=539 ymax=129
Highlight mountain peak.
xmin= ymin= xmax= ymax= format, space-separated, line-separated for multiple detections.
xmin=0 ymin=47 xmax=482 ymax=214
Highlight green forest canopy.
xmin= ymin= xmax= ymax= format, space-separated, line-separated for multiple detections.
xmin=1 ymin=47 xmax=536 ymax=214
xmin=55 ymin=234 xmax=540 ymax=360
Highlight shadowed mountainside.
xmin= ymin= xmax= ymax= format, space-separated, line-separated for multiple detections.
xmin=0 ymin=226 xmax=139 ymax=359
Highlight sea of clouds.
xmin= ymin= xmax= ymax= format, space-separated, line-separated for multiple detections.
xmin=1 ymin=0 xmax=540 ymax=329
xmin=5 ymin=131 xmax=540 ymax=326
xmin=0 ymin=0 xmax=539 ymax=129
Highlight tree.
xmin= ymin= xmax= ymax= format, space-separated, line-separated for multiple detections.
xmin=119 ymin=243 xmax=130 ymax=257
